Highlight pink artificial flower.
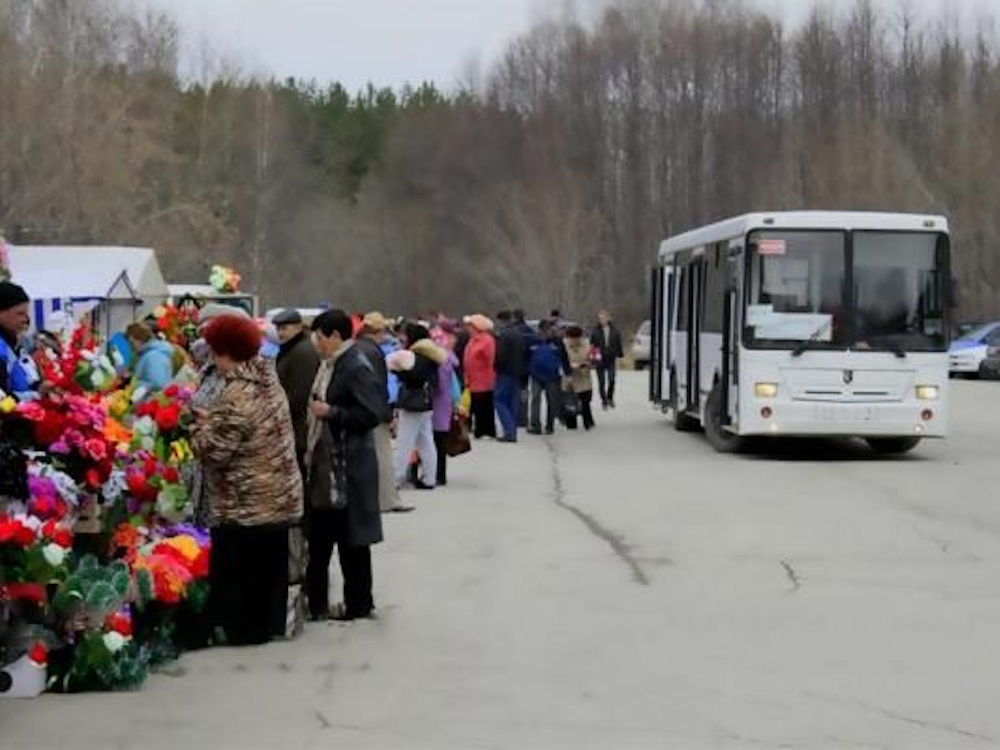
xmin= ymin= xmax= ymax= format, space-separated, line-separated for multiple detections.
xmin=84 ymin=438 xmax=107 ymax=461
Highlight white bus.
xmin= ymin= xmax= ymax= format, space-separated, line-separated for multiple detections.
xmin=648 ymin=211 xmax=952 ymax=454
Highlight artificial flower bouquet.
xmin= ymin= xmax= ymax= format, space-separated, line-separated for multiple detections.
xmin=47 ymin=556 xmax=147 ymax=692
xmin=209 ymin=264 xmax=241 ymax=293
xmin=152 ymin=304 xmax=199 ymax=349
xmin=35 ymin=325 xmax=119 ymax=395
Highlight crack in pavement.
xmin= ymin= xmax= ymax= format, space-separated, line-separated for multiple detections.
xmin=855 ymin=700 xmax=1000 ymax=746
xmin=545 ymin=439 xmax=652 ymax=586
xmin=780 ymin=559 xmax=802 ymax=593
xmin=313 ymin=710 xmax=332 ymax=730
xmin=804 ymin=692 xmax=1000 ymax=746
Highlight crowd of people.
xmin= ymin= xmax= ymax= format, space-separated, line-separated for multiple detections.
xmin=0 ymin=280 xmax=628 ymax=649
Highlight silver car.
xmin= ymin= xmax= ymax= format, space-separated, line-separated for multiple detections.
xmin=631 ymin=320 xmax=651 ymax=370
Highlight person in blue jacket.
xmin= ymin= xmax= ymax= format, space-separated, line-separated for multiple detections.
xmin=126 ymin=323 xmax=174 ymax=392
xmin=0 ymin=282 xmax=34 ymax=399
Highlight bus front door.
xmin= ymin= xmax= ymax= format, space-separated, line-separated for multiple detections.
xmin=683 ymin=258 xmax=704 ymax=416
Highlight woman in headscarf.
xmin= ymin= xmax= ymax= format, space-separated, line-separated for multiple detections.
xmin=462 ymin=314 xmax=496 ymax=439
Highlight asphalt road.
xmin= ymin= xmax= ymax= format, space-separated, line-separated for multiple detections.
xmin=3 ymin=373 xmax=1000 ymax=749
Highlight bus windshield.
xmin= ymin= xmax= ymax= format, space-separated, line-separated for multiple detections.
xmin=746 ymin=231 xmax=847 ymax=347
xmin=853 ymin=231 xmax=947 ymax=352
xmin=745 ymin=229 xmax=948 ymax=352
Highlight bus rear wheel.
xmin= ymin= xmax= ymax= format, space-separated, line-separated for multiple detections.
xmin=704 ymin=385 xmax=746 ymax=453
xmin=865 ymin=437 xmax=922 ymax=455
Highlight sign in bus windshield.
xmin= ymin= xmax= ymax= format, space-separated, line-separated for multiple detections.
xmin=746 ymin=230 xmax=948 ymax=353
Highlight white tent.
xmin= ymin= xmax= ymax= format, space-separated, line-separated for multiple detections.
xmin=7 ymin=246 xmax=169 ymax=336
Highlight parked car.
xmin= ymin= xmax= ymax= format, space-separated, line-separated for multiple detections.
xmin=631 ymin=320 xmax=652 ymax=370
xmin=949 ymin=321 xmax=1000 ymax=378
xmin=982 ymin=354 xmax=1000 ymax=380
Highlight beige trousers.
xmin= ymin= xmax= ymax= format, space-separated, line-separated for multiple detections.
xmin=375 ymin=422 xmax=402 ymax=511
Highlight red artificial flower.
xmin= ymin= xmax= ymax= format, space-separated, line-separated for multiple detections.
xmin=27 ymin=641 xmax=48 ymax=666
xmin=126 ymin=471 xmax=149 ymax=496
xmin=163 ymin=384 xmax=180 ymax=398
xmin=135 ymin=401 xmax=159 ymax=419
xmin=29 ymin=495 xmax=60 ymax=520
xmin=162 ymin=466 xmax=179 ymax=484
xmin=105 ymin=612 xmax=133 ymax=637
xmin=143 ymin=456 xmax=159 ymax=478
xmin=2 ymin=583 xmax=46 ymax=605
xmin=0 ymin=516 xmax=38 ymax=547
xmin=14 ymin=401 xmax=45 ymax=422
xmin=155 ymin=404 xmax=181 ymax=432
xmin=85 ymin=468 xmax=102 ymax=489
xmin=192 ymin=547 xmax=210 ymax=579
xmin=15 ymin=525 xmax=35 ymax=546
xmin=53 ymin=527 xmax=73 ymax=548
xmin=34 ymin=410 xmax=68 ymax=447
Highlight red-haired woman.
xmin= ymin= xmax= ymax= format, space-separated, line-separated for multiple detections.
xmin=191 ymin=315 xmax=303 ymax=645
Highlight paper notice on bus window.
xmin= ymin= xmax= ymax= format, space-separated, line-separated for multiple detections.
xmin=758 ymin=239 xmax=787 ymax=255
xmin=747 ymin=305 xmax=776 ymax=325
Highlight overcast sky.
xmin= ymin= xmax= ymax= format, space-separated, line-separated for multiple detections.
xmin=161 ymin=0 xmax=994 ymax=92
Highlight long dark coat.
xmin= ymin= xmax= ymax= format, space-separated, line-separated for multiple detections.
xmin=276 ymin=331 xmax=321 ymax=463
xmin=308 ymin=344 xmax=384 ymax=547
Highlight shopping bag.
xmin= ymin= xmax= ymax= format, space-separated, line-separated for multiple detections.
xmin=447 ymin=414 xmax=472 ymax=457
xmin=562 ymin=390 xmax=580 ymax=420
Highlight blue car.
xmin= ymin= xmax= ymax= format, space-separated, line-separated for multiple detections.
xmin=949 ymin=321 xmax=1000 ymax=378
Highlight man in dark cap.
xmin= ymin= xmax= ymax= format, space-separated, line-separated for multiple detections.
xmin=274 ymin=308 xmax=320 ymax=475
xmin=0 ymin=281 xmax=32 ymax=399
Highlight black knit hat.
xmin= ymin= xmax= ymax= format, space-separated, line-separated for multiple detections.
xmin=0 ymin=281 xmax=29 ymax=311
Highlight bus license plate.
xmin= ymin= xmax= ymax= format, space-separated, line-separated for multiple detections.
xmin=814 ymin=406 xmax=875 ymax=422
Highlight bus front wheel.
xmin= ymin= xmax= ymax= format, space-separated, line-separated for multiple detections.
xmin=704 ymin=385 xmax=746 ymax=453
xmin=865 ymin=437 xmax=922 ymax=455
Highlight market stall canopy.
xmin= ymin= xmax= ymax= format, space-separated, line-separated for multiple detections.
xmin=7 ymin=245 xmax=169 ymax=335
xmin=9 ymin=246 xmax=168 ymax=301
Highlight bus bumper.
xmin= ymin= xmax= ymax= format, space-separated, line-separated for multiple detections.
xmin=737 ymin=401 xmax=947 ymax=438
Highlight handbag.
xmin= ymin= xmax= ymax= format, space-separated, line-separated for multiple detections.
xmin=446 ymin=414 xmax=472 ymax=457
xmin=588 ymin=345 xmax=603 ymax=365
xmin=562 ymin=389 xmax=581 ymax=420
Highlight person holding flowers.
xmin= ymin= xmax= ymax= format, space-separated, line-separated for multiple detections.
xmin=190 ymin=315 xmax=303 ymax=646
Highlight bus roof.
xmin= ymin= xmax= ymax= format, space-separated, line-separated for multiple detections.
xmin=658 ymin=211 xmax=949 ymax=260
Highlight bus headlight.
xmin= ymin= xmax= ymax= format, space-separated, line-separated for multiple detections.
xmin=755 ymin=382 xmax=778 ymax=399
xmin=915 ymin=385 xmax=940 ymax=401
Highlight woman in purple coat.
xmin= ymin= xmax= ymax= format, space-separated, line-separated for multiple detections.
xmin=431 ymin=326 xmax=460 ymax=486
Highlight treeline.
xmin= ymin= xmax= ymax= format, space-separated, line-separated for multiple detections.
xmin=2 ymin=0 xmax=999 ymax=323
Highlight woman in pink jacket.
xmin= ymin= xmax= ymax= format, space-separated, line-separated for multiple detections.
xmin=462 ymin=315 xmax=497 ymax=439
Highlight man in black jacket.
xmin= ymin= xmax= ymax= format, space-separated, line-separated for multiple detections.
xmin=274 ymin=309 xmax=320 ymax=474
xmin=493 ymin=311 xmax=524 ymax=442
xmin=512 ymin=308 xmax=533 ymax=427
xmin=306 ymin=310 xmax=385 ymax=621
xmin=590 ymin=309 xmax=624 ymax=409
